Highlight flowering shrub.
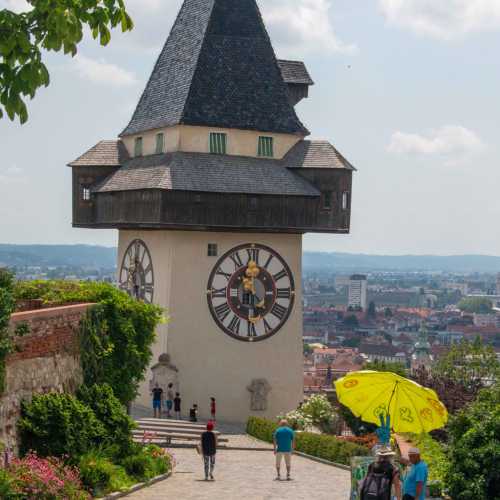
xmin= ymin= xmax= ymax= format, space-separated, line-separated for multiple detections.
xmin=277 ymin=409 xmax=313 ymax=431
xmin=8 ymin=452 xmax=89 ymax=499
xmin=280 ymin=395 xmax=340 ymax=433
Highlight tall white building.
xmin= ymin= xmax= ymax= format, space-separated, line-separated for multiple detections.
xmin=348 ymin=274 xmax=368 ymax=311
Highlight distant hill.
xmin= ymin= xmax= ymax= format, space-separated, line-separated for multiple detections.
xmin=1 ymin=245 xmax=500 ymax=273
xmin=303 ymin=252 xmax=500 ymax=273
xmin=0 ymin=244 xmax=116 ymax=268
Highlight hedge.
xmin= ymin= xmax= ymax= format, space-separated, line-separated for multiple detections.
xmin=247 ymin=417 xmax=369 ymax=465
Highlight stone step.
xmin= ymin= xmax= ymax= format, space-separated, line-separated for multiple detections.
xmin=136 ymin=418 xmax=208 ymax=430
xmin=133 ymin=429 xmax=226 ymax=440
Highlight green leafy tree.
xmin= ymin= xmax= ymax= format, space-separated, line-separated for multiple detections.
xmin=367 ymin=301 xmax=376 ymax=319
xmin=457 ymin=297 xmax=493 ymax=314
xmin=445 ymin=384 xmax=500 ymax=499
xmin=434 ymin=337 xmax=499 ymax=391
xmin=364 ymin=359 xmax=407 ymax=377
xmin=343 ymin=314 xmax=359 ymax=328
xmin=0 ymin=0 xmax=133 ymax=123
xmin=412 ymin=338 xmax=500 ymax=414
xmin=384 ymin=307 xmax=393 ymax=318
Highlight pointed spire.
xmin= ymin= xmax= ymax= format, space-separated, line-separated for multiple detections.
xmin=120 ymin=0 xmax=308 ymax=137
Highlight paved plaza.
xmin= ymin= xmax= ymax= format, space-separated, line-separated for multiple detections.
xmin=128 ymin=446 xmax=350 ymax=500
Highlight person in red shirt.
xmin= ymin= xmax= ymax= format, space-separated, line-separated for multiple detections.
xmin=210 ymin=397 xmax=216 ymax=422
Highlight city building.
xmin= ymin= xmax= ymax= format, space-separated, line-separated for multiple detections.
xmin=411 ymin=327 xmax=433 ymax=372
xmin=68 ymin=0 xmax=355 ymax=422
xmin=348 ymin=274 xmax=367 ymax=310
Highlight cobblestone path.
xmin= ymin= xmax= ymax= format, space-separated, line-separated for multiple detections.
xmin=127 ymin=446 xmax=350 ymax=500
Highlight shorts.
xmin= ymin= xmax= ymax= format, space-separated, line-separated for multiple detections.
xmin=153 ymin=400 xmax=161 ymax=410
xmin=166 ymin=400 xmax=173 ymax=410
xmin=276 ymin=452 xmax=292 ymax=468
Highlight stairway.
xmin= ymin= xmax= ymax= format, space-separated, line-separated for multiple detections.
xmin=133 ymin=418 xmax=229 ymax=448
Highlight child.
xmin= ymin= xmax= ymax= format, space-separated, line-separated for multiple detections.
xmin=200 ymin=421 xmax=218 ymax=480
xmin=210 ymin=397 xmax=216 ymax=422
xmin=189 ymin=403 xmax=198 ymax=422
xmin=165 ymin=383 xmax=174 ymax=418
xmin=174 ymin=392 xmax=181 ymax=420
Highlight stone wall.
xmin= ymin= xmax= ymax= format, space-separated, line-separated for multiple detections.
xmin=0 ymin=303 xmax=93 ymax=452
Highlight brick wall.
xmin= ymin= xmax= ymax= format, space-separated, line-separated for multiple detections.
xmin=0 ymin=303 xmax=94 ymax=452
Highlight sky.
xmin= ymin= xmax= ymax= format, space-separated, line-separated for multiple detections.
xmin=1 ymin=0 xmax=500 ymax=255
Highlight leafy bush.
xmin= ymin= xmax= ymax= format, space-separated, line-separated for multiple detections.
xmin=14 ymin=280 xmax=164 ymax=405
xmin=0 ymin=468 xmax=17 ymax=499
xmin=277 ymin=409 xmax=313 ymax=431
xmin=78 ymin=450 xmax=133 ymax=497
xmin=445 ymin=384 xmax=500 ymax=499
xmin=8 ymin=452 xmax=89 ymax=499
xmin=18 ymin=392 xmax=106 ymax=458
xmin=247 ymin=417 xmax=369 ymax=465
xmin=0 ymin=269 xmax=16 ymax=395
xmin=77 ymin=384 xmax=136 ymax=457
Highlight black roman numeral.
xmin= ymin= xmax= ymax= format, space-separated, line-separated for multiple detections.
xmin=211 ymin=288 xmax=226 ymax=298
xmin=263 ymin=254 xmax=273 ymax=269
xmin=246 ymin=248 xmax=260 ymax=264
xmin=228 ymin=315 xmax=241 ymax=334
xmin=273 ymin=269 xmax=287 ymax=282
xmin=214 ymin=303 xmax=231 ymax=322
xmin=263 ymin=318 xmax=273 ymax=334
xmin=247 ymin=322 xmax=257 ymax=337
xmin=271 ymin=303 xmax=287 ymax=321
xmin=216 ymin=267 xmax=232 ymax=281
xmin=277 ymin=288 xmax=291 ymax=299
xmin=229 ymin=252 xmax=244 ymax=270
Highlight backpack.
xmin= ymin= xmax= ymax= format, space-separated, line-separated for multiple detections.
xmin=360 ymin=464 xmax=393 ymax=500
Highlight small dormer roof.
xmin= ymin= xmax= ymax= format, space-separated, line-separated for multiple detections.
xmin=120 ymin=0 xmax=308 ymax=138
xmin=277 ymin=60 xmax=314 ymax=86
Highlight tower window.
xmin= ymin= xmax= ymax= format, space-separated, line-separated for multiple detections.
xmin=207 ymin=243 xmax=218 ymax=257
xmin=323 ymin=192 xmax=332 ymax=210
xmin=249 ymin=197 xmax=258 ymax=210
xmin=342 ymin=191 xmax=350 ymax=211
xmin=81 ymin=186 xmax=91 ymax=201
xmin=209 ymin=133 xmax=227 ymax=154
xmin=155 ymin=133 xmax=165 ymax=154
xmin=258 ymin=136 xmax=274 ymax=157
xmin=134 ymin=137 xmax=143 ymax=157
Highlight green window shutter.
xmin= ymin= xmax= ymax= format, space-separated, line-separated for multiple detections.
xmin=258 ymin=136 xmax=273 ymax=157
xmin=209 ymin=133 xmax=227 ymax=154
xmin=155 ymin=133 xmax=164 ymax=154
xmin=134 ymin=137 xmax=143 ymax=157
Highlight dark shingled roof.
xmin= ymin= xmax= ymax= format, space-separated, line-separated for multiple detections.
xmin=285 ymin=140 xmax=356 ymax=170
xmin=120 ymin=0 xmax=308 ymax=137
xmin=93 ymin=152 xmax=320 ymax=197
xmin=68 ymin=140 xmax=129 ymax=167
xmin=277 ymin=60 xmax=314 ymax=85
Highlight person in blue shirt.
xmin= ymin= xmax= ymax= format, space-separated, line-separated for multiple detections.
xmin=401 ymin=447 xmax=428 ymax=500
xmin=273 ymin=419 xmax=296 ymax=481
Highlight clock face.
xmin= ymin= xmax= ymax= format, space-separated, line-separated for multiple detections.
xmin=119 ymin=239 xmax=154 ymax=303
xmin=207 ymin=243 xmax=295 ymax=342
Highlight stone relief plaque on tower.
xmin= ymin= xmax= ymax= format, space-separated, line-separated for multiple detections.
xmin=149 ymin=354 xmax=179 ymax=393
xmin=247 ymin=378 xmax=271 ymax=411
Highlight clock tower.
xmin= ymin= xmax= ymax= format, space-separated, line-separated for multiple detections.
xmin=68 ymin=0 xmax=356 ymax=422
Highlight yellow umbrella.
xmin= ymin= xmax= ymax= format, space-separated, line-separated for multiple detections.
xmin=335 ymin=370 xmax=448 ymax=434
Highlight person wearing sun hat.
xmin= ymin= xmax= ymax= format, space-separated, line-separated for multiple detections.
xmin=360 ymin=446 xmax=401 ymax=500
xmin=401 ymin=447 xmax=428 ymax=500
